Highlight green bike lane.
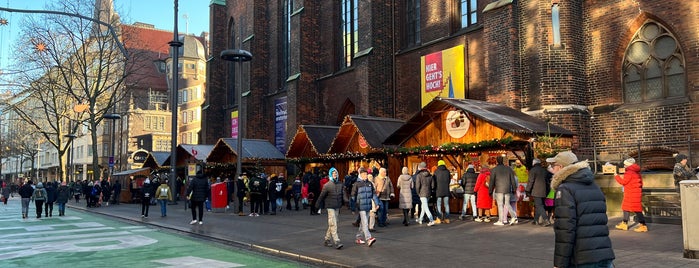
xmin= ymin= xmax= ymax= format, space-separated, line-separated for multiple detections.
xmin=0 ymin=198 xmax=308 ymax=268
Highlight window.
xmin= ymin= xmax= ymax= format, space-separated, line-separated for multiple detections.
xmin=144 ymin=116 xmax=166 ymax=131
xmin=282 ymin=0 xmax=292 ymax=80
xmin=622 ymin=21 xmax=685 ymax=103
xmin=182 ymin=89 xmax=188 ymax=103
xmin=551 ymin=3 xmax=561 ymax=46
xmin=340 ymin=0 xmax=358 ymax=68
xmin=460 ymin=0 xmax=477 ymax=28
xmin=182 ymin=111 xmax=188 ymax=124
xmin=406 ymin=0 xmax=420 ymax=46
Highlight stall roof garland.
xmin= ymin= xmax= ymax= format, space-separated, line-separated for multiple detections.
xmin=384 ymin=137 xmax=514 ymax=157
xmin=288 ymin=151 xmax=386 ymax=164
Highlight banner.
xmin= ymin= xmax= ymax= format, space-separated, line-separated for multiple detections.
xmin=231 ymin=111 xmax=239 ymax=138
xmin=275 ymin=97 xmax=288 ymax=153
xmin=420 ymin=45 xmax=465 ymax=107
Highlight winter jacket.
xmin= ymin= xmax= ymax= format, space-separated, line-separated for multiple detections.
xmin=155 ymin=184 xmax=173 ymax=201
xmin=318 ymin=180 xmax=343 ymax=209
xmin=513 ymin=165 xmax=529 ymax=183
xmin=236 ymin=179 xmax=248 ymax=196
xmin=460 ymin=168 xmax=478 ymax=194
xmin=414 ymin=169 xmax=433 ymax=198
xmin=397 ymin=173 xmax=413 ymax=209
xmin=19 ymin=184 xmax=34 ymax=198
xmin=32 ymin=183 xmax=47 ymax=201
xmin=489 ymin=164 xmax=517 ymax=196
xmin=615 ymin=164 xmax=643 ymax=212
xmin=474 ymin=169 xmax=492 ymax=209
xmin=433 ymin=165 xmax=451 ymax=198
xmin=552 ymin=160 xmax=615 ymax=267
xmin=45 ymin=182 xmax=57 ymax=203
xmin=374 ymin=174 xmax=395 ymax=201
xmin=141 ymin=182 xmax=153 ymax=199
xmin=673 ymin=163 xmax=696 ymax=186
xmin=248 ymin=176 xmax=267 ymax=196
xmin=352 ymin=178 xmax=375 ymax=212
xmin=56 ymin=185 xmax=71 ymax=204
xmin=525 ymin=164 xmax=549 ymax=198
xmin=187 ymin=176 xmax=211 ymax=202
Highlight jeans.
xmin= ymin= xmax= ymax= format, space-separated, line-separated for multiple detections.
xmin=325 ymin=208 xmax=340 ymax=243
xmin=21 ymin=198 xmax=30 ymax=216
xmin=191 ymin=200 xmax=204 ymax=221
xmin=493 ymin=192 xmax=517 ymax=223
xmin=533 ymin=197 xmax=547 ymax=223
xmin=237 ymin=193 xmax=245 ymax=213
xmin=575 ymin=259 xmax=614 ymax=268
xmin=270 ymin=197 xmax=277 ymax=213
xmin=158 ymin=199 xmax=168 ymax=216
xmin=461 ymin=193 xmax=477 ymax=217
xmin=35 ymin=200 xmax=44 ymax=217
xmin=437 ymin=196 xmax=450 ymax=219
xmin=356 ymin=210 xmax=372 ymax=240
xmin=379 ymin=200 xmax=389 ymax=225
xmin=419 ymin=197 xmax=434 ymax=223
xmin=141 ymin=197 xmax=151 ymax=217
xmin=44 ymin=201 xmax=54 ymax=216
xmin=57 ymin=202 xmax=66 ymax=215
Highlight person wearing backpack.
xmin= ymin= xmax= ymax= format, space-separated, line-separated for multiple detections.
xmin=155 ymin=179 xmax=173 ymax=217
xmin=140 ymin=178 xmax=153 ymax=218
xmin=247 ymin=174 xmax=267 ymax=217
xmin=32 ymin=182 xmax=48 ymax=219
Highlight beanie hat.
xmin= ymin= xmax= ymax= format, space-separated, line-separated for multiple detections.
xmin=532 ymin=159 xmax=541 ymax=165
xmin=438 ymin=160 xmax=446 ymax=166
xmin=467 ymin=164 xmax=474 ymax=169
xmin=546 ymin=151 xmax=578 ymax=167
xmin=418 ymin=162 xmax=427 ymax=169
xmin=623 ymin=158 xmax=635 ymax=167
xmin=676 ymin=154 xmax=688 ymax=163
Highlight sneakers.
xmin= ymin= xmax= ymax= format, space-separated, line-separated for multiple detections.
xmin=444 ymin=219 xmax=450 ymax=224
xmin=335 ymin=243 xmax=344 ymax=249
xmin=493 ymin=221 xmax=505 ymax=226
xmin=510 ymin=218 xmax=518 ymax=225
xmin=427 ymin=221 xmax=435 ymax=226
xmin=484 ymin=217 xmax=491 ymax=223
xmin=198 ymin=221 xmax=203 ymax=225
xmin=249 ymin=213 xmax=255 ymax=217
xmin=324 ymin=240 xmax=333 ymax=247
xmin=355 ymin=239 xmax=366 ymax=245
xmin=615 ymin=222 xmax=628 ymax=231
xmin=367 ymin=237 xmax=376 ymax=247
xmin=189 ymin=220 xmax=198 ymax=225
xmin=474 ymin=217 xmax=483 ymax=222
xmin=458 ymin=215 xmax=464 ymax=221
xmin=434 ymin=218 xmax=442 ymax=225
xmin=416 ymin=218 xmax=422 ymax=224
xmin=634 ymin=224 xmax=648 ymax=233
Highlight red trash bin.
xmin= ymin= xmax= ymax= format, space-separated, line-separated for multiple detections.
xmin=210 ymin=182 xmax=228 ymax=213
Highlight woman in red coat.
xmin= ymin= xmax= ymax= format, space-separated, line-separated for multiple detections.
xmin=614 ymin=158 xmax=647 ymax=232
xmin=473 ymin=165 xmax=493 ymax=222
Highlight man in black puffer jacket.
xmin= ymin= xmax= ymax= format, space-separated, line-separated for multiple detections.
xmin=187 ymin=174 xmax=210 ymax=225
xmin=547 ymin=151 xmax=614 ymax=268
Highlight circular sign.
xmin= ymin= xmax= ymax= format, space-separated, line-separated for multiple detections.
xmin=358 ymin=135 xmax=368 ymax=149
xmin=446 ymin=110 xmax=469 ymax=138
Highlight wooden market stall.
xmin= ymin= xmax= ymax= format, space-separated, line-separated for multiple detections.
xmin=384 ymin=97 xmax=575 ymax=217
xmin=112 ymin=167 xmax=151 ymax=203
xmin=206 ymin=138 xmax=287 ymax=177
xmin=286 ymin=125 xmax=340 ymax=173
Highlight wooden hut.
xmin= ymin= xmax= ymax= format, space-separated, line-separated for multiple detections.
xmin=286 ymin=125 xmax=340 ymax=173
xmin=206 ymin=138 xmax=287 ymax=177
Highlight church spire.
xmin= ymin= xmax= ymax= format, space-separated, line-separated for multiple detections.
xmin=92 ymin=0 xmax=120 ymax=35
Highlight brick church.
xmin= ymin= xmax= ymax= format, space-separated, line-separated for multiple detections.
xmin=205 ymin=0 xmax=698 ymax=168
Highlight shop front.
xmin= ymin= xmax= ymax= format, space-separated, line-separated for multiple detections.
xmin=286 ymin=125 xmax=340 ymax=175
xmin=206 ymin=138 xmax=287 ymax=178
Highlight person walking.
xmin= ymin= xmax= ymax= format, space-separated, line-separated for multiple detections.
xmin=473 ymin=165 xmax=493 ymax=222
xmin=396 ymin=167 xmax=413 ymax=226
xmin=318 ymin=167 xmax=344 ymax=249
xmin=72 ymin=180 xmax=82 ymax=203
xmin=548 ymin=151 xmax=615 ymax=268
xmin=1 ymin=181 xmax=10 ymax=205
xmin=374 ymin=167 xmax=394 ymax=227
xmin=614 ymin=158 xmax=647 ymax=232
xmin=526 ymin=159 xmax=550 ymax=226
xmin=32 ymin=182 xmax=48 ymax=219
xmin=18 ymin=180 xmax=34 ymax=219
xmin=351 ymin=167 xmax=377 ymax=246
xmin=56 ymin=181 xmax=71 ymax=216
xmin=155 ymin=179 xmax=173 ymax=217
xmin=414 ymin=162 xmax=436 ymax=226
xmin=140 ymin=178 xmax=153 ymax=218
xmin=433 ymin=160 xmax=451 ymax=224
xmin=458 ymin=164 xmax=478 ymax=221
xmin=290 ymin=175 xmax=302 ymax=211
xmin=113 ymin=180 xmax=122 ymax=205
xmin=187 ymin=173 xmax=211 ymax=224
xmin=489 ymin=156 xmax=518 ymax=225
xmin=44 ymin=180 xmax=57 ymax=217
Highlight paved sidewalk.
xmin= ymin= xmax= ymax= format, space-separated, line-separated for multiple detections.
xmin=67 ymin=200 xmax=699 ymax=267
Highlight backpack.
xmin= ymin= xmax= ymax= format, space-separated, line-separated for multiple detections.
xmin=35 ymin=189 xmax=44 ymax=199
xmin=91 ymin=187 xmax=98 ymax=196
xmin=250 ymin=179 xmax=262 ymax=193
xmin=159 ymin=187 xmax=169 ymax=198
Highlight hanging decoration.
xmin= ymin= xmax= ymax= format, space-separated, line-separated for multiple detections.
xmin=383 ymin=137 xmax=514 ymax=157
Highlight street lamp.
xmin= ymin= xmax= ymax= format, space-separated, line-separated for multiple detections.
xmin=169 ymin=0 xmax=184 ymax=195
xmin=103 ymin=113 xmax=121 ymax=180
xmin=64 ymin=133 xmax=76 ymax=183
xmin=220 ymin=48 xmax=252 ymax=181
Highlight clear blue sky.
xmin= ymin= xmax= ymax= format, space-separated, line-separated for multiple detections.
xmin=0 ymin=0 xmax=209 ymax=70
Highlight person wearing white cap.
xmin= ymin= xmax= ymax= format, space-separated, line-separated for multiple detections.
xmin=547 ymin=151 xmax=615 ymax=268
xmin=525 ymin=159 xmax=550 ymax=226
xmin=614 ymin=158 xmax=647 ymax=232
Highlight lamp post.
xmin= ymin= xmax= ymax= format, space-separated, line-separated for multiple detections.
xmin=169 ymin=0 xmax=183 ymax=194
xmin=64 ymin=133 xmax=76 ymax=183
xmin=103 ymin=113 xmax=121 ymax=180
xmin=220 ymin=49 xmax=252 ymax=181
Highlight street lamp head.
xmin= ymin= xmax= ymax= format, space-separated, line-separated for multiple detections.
xmin=220 ymin=49 xmax=252 ymax=62
xmin=102 ymin=113 xmax=121 ymax=120
xmin=64 ymin=134 xmax=77 ymax=139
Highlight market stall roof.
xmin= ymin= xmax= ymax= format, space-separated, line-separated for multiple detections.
xmin=328 ymin=115 xmax=405 ymax=154
xmin=286 ymin=125 xmax=340 ymax=158
xmin=179 ymin=144 xmax=214 ymax=162
xmin=141 ymin=151 xmax=170 ymax=169
xmin=207 ymin=138 xmax=286 ymax=163
xmin=112 ymin=167 xmax=150 ymax=176
xmin=384 ymin=98 xmax=574 ymax=145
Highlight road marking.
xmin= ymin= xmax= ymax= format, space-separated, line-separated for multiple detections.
xmin=152 ymin=256 xmax=245 ymax=268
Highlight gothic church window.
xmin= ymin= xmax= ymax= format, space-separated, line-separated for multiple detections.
xmin=623 ymin=20 xmax=685 ymax=103
xmin=340 ymin=0 xmax=359 ymax=68
xmin=460 ymin=0 xmax=477 ymax=28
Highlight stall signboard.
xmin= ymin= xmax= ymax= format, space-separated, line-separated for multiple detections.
xmin=420 ymin=45 xmax=465 ymax=107
xmin=231 ymin=111 xmax=239 ymax=139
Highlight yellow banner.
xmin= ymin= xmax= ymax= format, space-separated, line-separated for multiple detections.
xmin=421 ymin=45 xmax=465 ymax=107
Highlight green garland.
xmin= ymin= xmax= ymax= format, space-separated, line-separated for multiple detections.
xmin=383 ymin=137 xmax=514 ymax=157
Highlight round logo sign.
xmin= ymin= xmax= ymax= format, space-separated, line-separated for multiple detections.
xmin=358 ymin=135 xmax=368 ymax=149
xmin=446 ymin=110 xmax=469 ymax=138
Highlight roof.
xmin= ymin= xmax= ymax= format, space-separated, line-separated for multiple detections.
xmin=220 ymin=139 xmax=285 ymax=160
xmin=178 ymin=144 xmax=215 ymax=161
xmin=286 ymin=125 xmax=339 ymax=158
xmin=149 ymin=152 xmax=171 ymax=166
xmin=113 ymin=167 xmax=150 ymax=176
xmin=120 ymin=24 xmax=173 ymax=90
xmin=384 ymin=98 xmax=574 ymax=145
xmin=328 ymin=115 xmax=405 ymax=153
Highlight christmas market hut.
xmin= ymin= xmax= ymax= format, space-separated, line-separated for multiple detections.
xmin=111 ymin=167 xmax=151 ymax=203
xmin=141 ymin=151 xmax=171 ymax=170
xmin=286 ymin=125 xmax=340 ymax=173
xmin=206 ymin=138 xmax=287 ymax=177
xmin=326 ymin=115 xmax=405 ymax=188
xmin=383 ymin=97 xmax=574 ymax=216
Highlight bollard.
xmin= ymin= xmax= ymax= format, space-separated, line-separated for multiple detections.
xmin=680 ymin=180 xmax=699 ymax=258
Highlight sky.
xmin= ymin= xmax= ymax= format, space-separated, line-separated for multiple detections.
xmin=0 ymin=0 xmax=209 ymax=71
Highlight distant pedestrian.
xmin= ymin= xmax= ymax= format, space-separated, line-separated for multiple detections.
xmin=526 ymin=159 xmax=550 ymax=226
xmin=72 ymin=180 xmax=82 ymax=203
xmin=396 ymin=167 xmax=413 ymax=226
xmin=318 ymin=167 xmax=344 ymax=249
xmin=113 ymin=180 xmax=122 ymax=205
xmin=56 ymin=181 xmax=71 ymax=216
xmin=1 ymin=181 xmax=10 ymax=205
xmin=308 ymin=172 xmax=321 ymax=215
xmin=459 ymin=164 xmax=478 ymax=221
xmin=140 ymin=178 xmax=153 ymax=218
xmin=247 ymin=174 xmax=266 ymax=217
xmin=374 ymin=167 xmax=394 ymax=227
xmin=351 ymin=167 xmax=377 ymax=246
xmin=19 ymin=180 xmax=34 ymax=219
xmin=44 ymin=181 xmax=57 ymax=217
xmin=489 ymin=156 xmax=518 ymax=226
xmin=187 ymin=173 xmax=211 ymax=224
xmin=672 ymin=154 xmax=697 ymax=194
xmin=548 ymin=151 xmax=615 ymax=268
xmin=155 ymin=179 xmax=173 ymax=217
xmin=236 ymin=174 xmax=248 ymax=216
xmin=473 ymin=165 xmax=492 ymax=222
xmin=101 ymin=179 xmax=112 ymax=206
xmin=414 ymin=162 xmax=436 ymax=226
xmin=614 ymin=158 xmax=647 ymax=232
xmin=32 ymin=182 xmax=48 ymax=219
xmin=433 ymin=160 xmax=451 ymax=224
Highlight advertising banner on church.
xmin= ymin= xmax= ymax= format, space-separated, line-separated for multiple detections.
xmin=420 ymin=45 xmax=465 ymax=107
xmin=231 ymin=111 xmax=239 ymax=139
xmin=275 ymin=97 xmax=288 ymax=153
